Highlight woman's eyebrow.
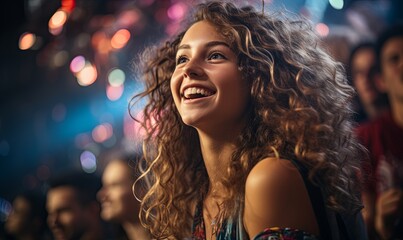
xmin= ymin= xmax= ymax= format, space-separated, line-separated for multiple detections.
xmin=177 ymin=41 xmax=231 ymax=51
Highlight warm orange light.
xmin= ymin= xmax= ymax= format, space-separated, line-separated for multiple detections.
xmin=91 ymin=31 xmax=111 ymax=54
xmin=98 ymin=37 xmax=111 ymax=54
xmin=91 ymin=31 xmax=105 ymax=48
xmin=49 ymin=9 xmax=68 ymax=35
xmin=49 ymin=9 xmax=67 ymax=28
xmin=61 ymin=0 xmax=75 ymax=12
xmin=19 ymin=32 xmax=36 ymax=50
xmin=111 ymin=29 xmax=131 ymax=49
xmin=76 ymin=62 xmax=97 ymax=86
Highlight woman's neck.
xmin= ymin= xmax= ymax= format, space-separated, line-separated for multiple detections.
xmin=197 ymin=130 xmax=237 ymax=188
xmin=195 ymin=126 xmax=244 ymax=240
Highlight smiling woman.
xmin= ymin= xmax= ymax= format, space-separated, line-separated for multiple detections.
xmin=171 ymin=21 xmax=249 ymax=131
xmin=131 ymin=1 xmax=367 ymax=239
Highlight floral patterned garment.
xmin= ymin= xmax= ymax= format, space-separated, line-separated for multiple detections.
xmin=191 ymin=201 xmax=319 ymax=240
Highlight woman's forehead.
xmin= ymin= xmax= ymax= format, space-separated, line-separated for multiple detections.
xmin=179 ymin=20 xmax=227 ymax=46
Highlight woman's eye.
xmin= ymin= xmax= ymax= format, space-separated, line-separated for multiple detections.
xmin=176 ymin=56 xmax=188 ymax=65
xmin=209 ymin=52 xmax=226 ymax=60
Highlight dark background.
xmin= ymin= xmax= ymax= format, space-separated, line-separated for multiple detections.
xmin=0 ymin=0 xmax=402 ymax=221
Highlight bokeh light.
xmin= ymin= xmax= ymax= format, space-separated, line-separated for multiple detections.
xmin=111 ymin=29 xmax=131 ymax=49
xmin=70 ymin=55 xmax=86 ymax=73
xmin=107 ymin=68 xmax=125 ymax=87
xmin=19 ymin=32 xmax=36 ymax=50
xmin=80 ymin=150 xmax=97 ymax=173
xmin=61 ymin=0 xmax=76 ymax=12
xmin=329 ymin=0 xmax=344 ymax=10
xmin=49 ymin=10 xmax=67 ymax=27
xmin=76 ymin=61 xmax=97 ymax=86
xmin=0 ymin=198 xmax=12 ymax=222
xmin=92 ymin=123 xmax=113 ymax=143
xmin=315 ymin=23 xmax=330 ymax=37
xmin=106 ymin=84 xmax=124 ymax=101
xmin=91 ymin=31 xmax=111 ymax=54
xmin=49 ymin=9 xmax=68 ymax=35
xmin=167 ymin=2 xmax=187 ymax=21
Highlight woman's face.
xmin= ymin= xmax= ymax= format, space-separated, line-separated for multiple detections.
xmin=170 ymin=20 xmax=250 ymax=131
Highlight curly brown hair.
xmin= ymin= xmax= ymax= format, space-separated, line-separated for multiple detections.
xmin=131 ymin=1 xmax=364 ymax=238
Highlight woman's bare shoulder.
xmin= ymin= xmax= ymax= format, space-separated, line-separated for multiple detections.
xmin=244 ymin=157 xmax=319 ymax=238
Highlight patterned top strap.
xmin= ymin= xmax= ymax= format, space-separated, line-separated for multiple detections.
xmin=191 ymin=199 xmax=319 ymax=240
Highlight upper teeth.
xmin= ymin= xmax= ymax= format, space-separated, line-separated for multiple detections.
xmin=183 ymin=87 xmax=213 ymax=98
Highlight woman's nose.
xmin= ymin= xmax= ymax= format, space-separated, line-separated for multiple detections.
xmin=183 ymin=59 xmax=205 ymax=79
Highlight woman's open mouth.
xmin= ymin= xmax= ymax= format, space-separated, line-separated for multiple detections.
xmin=182 ymin=87 xmax=215 ymax=100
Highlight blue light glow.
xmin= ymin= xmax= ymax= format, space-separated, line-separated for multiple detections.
xmin=80 ymin=150 xmax=97 ymax=173
xmin=329 ymin=0 xmax=344 ymax=10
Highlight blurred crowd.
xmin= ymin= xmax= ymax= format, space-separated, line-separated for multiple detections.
xmin=352 ymin=25 xmax=403 ymax=239
xmin=0 ymin=154 xmax=151 ymax=240
xmin=322 ymin=20 xmax=403 ymax=240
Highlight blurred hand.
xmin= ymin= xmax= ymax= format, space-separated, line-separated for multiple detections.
xmin=375 ymin=188 xmax=403 ymax=240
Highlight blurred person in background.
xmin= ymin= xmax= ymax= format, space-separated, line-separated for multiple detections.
xmin=97 ymin=156 xmax=150 ymax=240
xmin=356 ymin=25 xmax=403 ymax=240
xmin=321 ymin=34 xmax=352 ymax=66
xmin=4 ymin=190 xmax=50 ymax=240
xmin=46 ymin=171 xmax=106 ymax=240
xmin=348 ymin=42 xmax=389 ymax=123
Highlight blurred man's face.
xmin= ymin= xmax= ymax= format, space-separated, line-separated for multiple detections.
xmin=5 ymin=196 xmax=32 ymax=235
xmin=352 ymin=48 xmax=378 ymax=105
xmin=97 ymin=161 xmax=139 ymax=223
xmin=46 ymin=186 xmax=88 ymax=240
xmin=381 ymin=36 xmax=403 ymax=103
